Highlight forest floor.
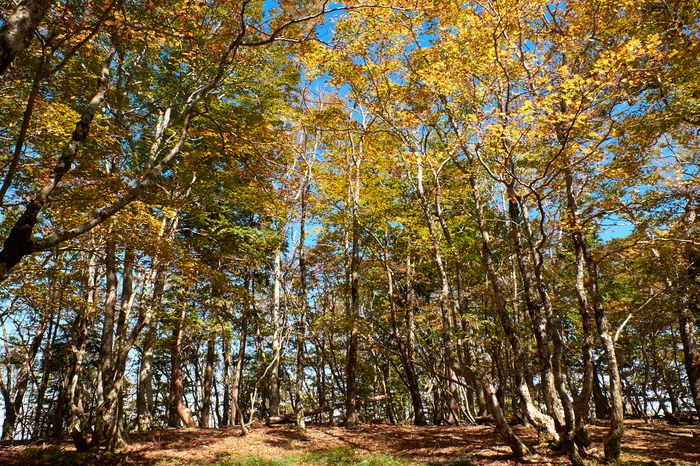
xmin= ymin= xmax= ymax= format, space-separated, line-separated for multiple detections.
xmin=1 ymin=419 xmax=698 ymax=466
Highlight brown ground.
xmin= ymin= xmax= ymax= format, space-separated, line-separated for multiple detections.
xmin=1 ymin=420 xmax=698 ymax=465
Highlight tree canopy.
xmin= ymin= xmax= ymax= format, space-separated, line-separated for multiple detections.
xmin=0 ymin=0 xmax=699 ymax=464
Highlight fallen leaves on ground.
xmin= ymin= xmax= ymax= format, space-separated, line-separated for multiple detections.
xmin=1 ymin=419 xmax=698 ymax=465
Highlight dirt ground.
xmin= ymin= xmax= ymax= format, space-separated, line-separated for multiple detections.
xmin=1 ymin=419 xmax=698 ymax=465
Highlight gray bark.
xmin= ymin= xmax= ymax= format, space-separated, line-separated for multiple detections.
xmin=679 ymin=201 xmax=700 ymax=418
xmin=0 ymin=301 xmax=52 ymax=440
xmin=0 ymin=0 xmax=54 ymax=74
xmin=231 ymin=271 xmax=251 ymax=425
xmin=136 ymin=267 xmax=165 ymax=432
xmin=414 ymin=155 xmax=460 ymax=425
xmin=295 ymin=184 xmax=309 ymax=430
xmin=562 ymin=160 xmax=624 ymax=461
xmin=0 ymin=47 xmax=115 ymax=282
xmin=201 ymin=333 xmax=216 ymax=427
xmin=345 ymin=134 xmax=362 ymax=427
xmin=269 ymin=248 xmax=282 ymax=416
xmin=405 ymin=242 xmax=427 ymax=425
xmin=168 ymin=295 xmax=196 ymax=428
xmin=466 ymin=160 xmax=557 ymax=442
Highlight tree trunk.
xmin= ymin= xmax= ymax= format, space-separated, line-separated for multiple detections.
xmin=222 ymin=339 xmax=231 ymax=427
xmin=679 ymin=201 xmax=700 ymax=419
xmin=442 ymin=106 xmax=556 ymax=440
xmin=295 ymin=184 xmax=309 ymax=430
xmin=404 ymin=242 xmax=427 ymax=425
xmin=0 ymin=48 xmax=115 ymax=283
xmin=201 ymin=332 xmax=216 ymax=428
xmin=168 ymin=297 xmax=196 ymax=428
xmin=345 ymin=135 xmax=362 ymax=427
xmin=594 ymin=299 xmax=625 ymax=461
xmin=431 ymin=164 xmax=475 ymax=425
xmin=569 ymin=217 xmax=595 ymax=448
xmin=93 ymin=239 xmax=117 ymax=445
xmin=679 ymin=306 xmax=700 ymax=419
xmin=33 ymin=305 xmax=60 ymax=438
xmin=449 ymin=363 xmax=531 ymax=458
xmin=0 ymin=302 xmax=52 ymax=440
xmin=414 ymin=155 xmax=460 ymax=425
xmin=506 ymin=188 xmax=564 ymax=432
xmin=512 ymin=188 xmax=584 ymax=463
xmin=562 ymin=160 xmax=624 ymax=460
xmin=232 ymin=271 xmax=251 ymax=425
xmin=0 ymin=0 xmax=54 ymax=74
xmin=90 ymin=245 xmax=151 ymax=451
xmin=466 ymin=158 xmax=557 ymax=442
xmin=64 ymin=250 xmax=98 ymax=449
xmin=269 ymin=248 xmax=282 ymax=417
xmin=137 ymin=267 xmax=165 ymax=432
xmin=318 ymin=298 xmax=329 ymax=424
xmin=0 ymin=50 xmax=45 ymax=206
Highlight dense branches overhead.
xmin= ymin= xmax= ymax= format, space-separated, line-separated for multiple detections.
xmin=0 ymin=0 xmax=699 ymax=464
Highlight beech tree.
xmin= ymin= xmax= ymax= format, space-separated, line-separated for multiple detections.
xmin=1 ymin=1 xmax=699 ymax=464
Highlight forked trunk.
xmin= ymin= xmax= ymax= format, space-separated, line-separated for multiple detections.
xmin=414 ymin=155 xmax=460 ymax=425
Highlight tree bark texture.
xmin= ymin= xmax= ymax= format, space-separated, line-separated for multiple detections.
xmin=269 ymin=248 xmax=282 ymax=417
xmin=414 ymin=155 xmax=460 ymax=425
xmin=0 ymin=48 xmax=115 ymax=282
xmin=0 ymin=0 xmax=54 ymax=74
xmin=168 ymin=299 xmax=196 ymax=428
xmin=345 ymin=137 xmax=362 ymax=427
xmin=679 ymin=201 xmax=700 ymax=419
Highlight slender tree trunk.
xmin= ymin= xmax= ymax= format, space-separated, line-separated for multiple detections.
xmin=137 ymin=266 xmax=165 ymax=431
xmin=168 ymin=297 xmax=196 ymax=428
xmin=90 ymin=245 xmax=151 ymax=451
xmin=449 ymin=363 xmax=531 ymax=457
xmin=0 ymin=48 xmax=115 ymax=282
xmin=64 ymin=250 xmax=98 ymax=450
xmin=404 ymin=241 xmax=427 ymax=425
xmin=414 ymin=155 xmax=460 ymax=425
xmin=345 ymin=136 xmax=362 ymax=427
xmin=591 ymin=271 xmax=626 ymax=456
xmin=442 ymin=105 xmax=554 ymax=440
xmin=232 ymin=271 xmax=251 ymax=425
xmin=222 ymin=339 xmax=231 ymax=427
xmin=0 ymin=50 xmax=45 ymax=206
xmin=201 ymin=332 xmax=216 ymax=428
xmin=465 ymin=159 xmax=556 ymax=442
xmin=318 ymin=298 xmax=329 ymax=424
xmin=505 ymin=187 xmax=564 ymax=431
xmin=562 ymin=161 xmax=624 ymax=460
xmin=269 ymin=248 xmax=282 ymax=417
xmin=679 ymin=201 xmax=700 ymax=419
xmin=510 ymin=186 xmax=583 ymax=462
xmin=569 ymin=218 xmax=595 ymax=448
xmin=679 ymin=306 xmax=700 ymax=419
xmin=0 ymin=303 xmax=52 ymax=440
xmin=93 ymin=239 xmax=117 ymax=445
xmin=200 ymin=285 xmax=219 ymax=428
xmin=431 ymin=164 xmax=475 ymax=425
xmin=295 ymin=184 xmax=309 ymax=430
xmin=465 ymin=342 xmax=488 ymax=416
xmin=33 ymin=305 xmax=60 ymax=438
